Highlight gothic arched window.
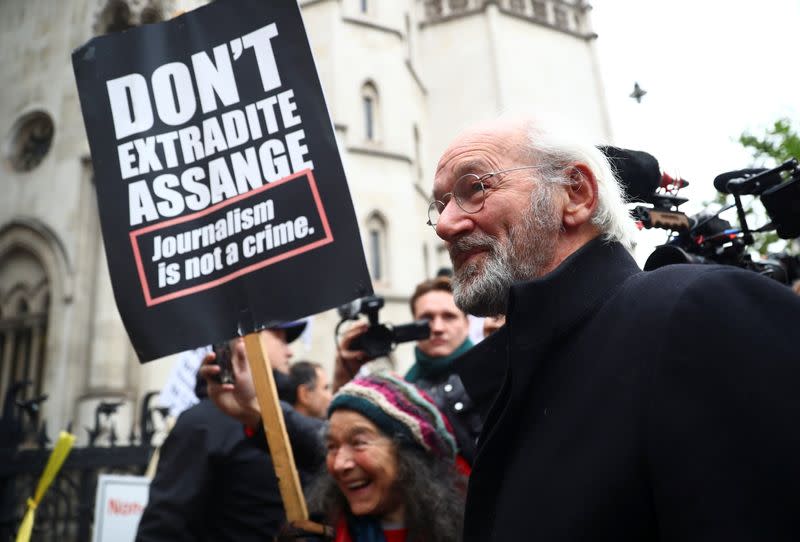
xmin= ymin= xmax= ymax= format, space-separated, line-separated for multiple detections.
xmin=361 ymin=81 xmax=380 ymax=143
xmin=0 ymin=248 xmax=50 ymax=406
xmin=366 ymin=213 xmax=388 ymax=283
xmin=554 ymin=6 xmax=570 ymax=29
xmin=532 ymin=1 xmax=548 ymax=21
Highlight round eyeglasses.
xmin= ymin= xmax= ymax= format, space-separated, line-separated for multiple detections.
xmin=426 ymin=165 xmax=544 ymax=227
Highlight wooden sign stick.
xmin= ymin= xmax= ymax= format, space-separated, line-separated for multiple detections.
xmin=243 ymin=331 xmax=308 ymax=522
xmin=243 ymin=332 xmax=334 ymax=537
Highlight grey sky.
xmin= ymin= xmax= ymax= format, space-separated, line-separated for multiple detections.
xmin=592 ymin=0 xmax=800 ymax=259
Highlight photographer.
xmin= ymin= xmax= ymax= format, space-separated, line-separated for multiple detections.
xmin=335 ymin=276 xmax=482 ymax=465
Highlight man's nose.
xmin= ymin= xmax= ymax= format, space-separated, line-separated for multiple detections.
xmin=429 ymin=316 xmax=445 ymax=332
xmin=435 ymin=201 xmax=474 ymax=241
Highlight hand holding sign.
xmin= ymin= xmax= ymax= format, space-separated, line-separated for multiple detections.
xmin=199 ymin=341 xmax=260 ymax=428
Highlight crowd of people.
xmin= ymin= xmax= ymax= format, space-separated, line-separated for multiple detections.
xmin=136 ymin=113 xmax=800 ymax=542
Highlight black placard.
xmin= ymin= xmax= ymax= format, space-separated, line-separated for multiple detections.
xmin=73 ymin=0 xmax=372 ymax=362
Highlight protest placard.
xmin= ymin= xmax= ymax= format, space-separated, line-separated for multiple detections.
xmin=73 ymin=0 xmax=372 ymax=362
xmin=92 ymin=475 xmax=150 ymax=542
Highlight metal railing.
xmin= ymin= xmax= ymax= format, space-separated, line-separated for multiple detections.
xmin=0 ymin=384 xmax=165 ymax=541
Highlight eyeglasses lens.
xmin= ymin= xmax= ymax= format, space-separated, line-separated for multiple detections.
xmin=427 ymin=201 xmax=444 ymax=226
xmin=427 ymin=174 xmax=486 ymax=226
xmin=454 ymin=174 xmax=484 ymax=212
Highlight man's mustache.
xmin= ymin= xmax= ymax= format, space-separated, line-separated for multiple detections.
xmin=449 ymin=233 xmax=497 ymax=260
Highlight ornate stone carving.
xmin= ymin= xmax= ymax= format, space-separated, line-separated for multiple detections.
xmin=424 ymin=0 xmax=444 ymax=18
xmin=93 ymin=0 xmax=176 ymax=35
xmin=7 ymin=111 xmax=54 ymax=173
xmin=509 ymin=0 xmax=528 ymax=15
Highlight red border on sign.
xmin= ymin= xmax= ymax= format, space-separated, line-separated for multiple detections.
xmin=129 ymin=169 xmax=333 ymax=307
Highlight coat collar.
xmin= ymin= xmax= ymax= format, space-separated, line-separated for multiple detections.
xmin=460 ymin=237 xmax=641 ymax=540
xmin=457 ymin=237 xmax=641 ymax=407
xmin=472 ymin=237 xmax=641 ymax=462
xmin=505 ymin=236 xmax=641 ymax=352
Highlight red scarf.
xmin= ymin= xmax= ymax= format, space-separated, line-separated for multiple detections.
xmin=333 ymin=516 xmax=408 ymax=542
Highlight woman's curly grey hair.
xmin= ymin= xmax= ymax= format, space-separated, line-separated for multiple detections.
xmin=307 ymin=440 xmax=466 ymax=542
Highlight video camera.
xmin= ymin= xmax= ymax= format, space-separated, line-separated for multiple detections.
xmin=337 ymin=295 xmax=431 ymax=358
xmin=602 ymin=146 xmax=800 ymax=285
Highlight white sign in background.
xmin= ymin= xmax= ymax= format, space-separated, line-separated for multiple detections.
xmin=158 ymin=346 xmax=210 ymax=417
xmin=92 ymin=474 xmax=150 ymax=542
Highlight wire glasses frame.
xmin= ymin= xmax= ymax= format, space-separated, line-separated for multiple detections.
xmin=426 ymin=165 xmax=545 ymax=227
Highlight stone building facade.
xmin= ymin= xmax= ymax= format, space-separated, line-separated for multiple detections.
xmin=0 ymin=0 xmax=610 ymax=442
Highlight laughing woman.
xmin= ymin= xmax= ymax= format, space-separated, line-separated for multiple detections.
xmin=309 ymin=373 xmax=466 ymax=542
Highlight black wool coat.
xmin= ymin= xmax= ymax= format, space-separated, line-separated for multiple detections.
xmin=136 ymin=399 xmax=285 ymax=542
xmin=457 ymin=237 xmax=800 ymax=541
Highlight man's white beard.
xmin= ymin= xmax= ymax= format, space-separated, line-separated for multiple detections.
xmin=450 ymin=187 xmax=562 ymax=316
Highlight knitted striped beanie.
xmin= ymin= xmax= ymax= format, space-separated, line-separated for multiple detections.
xmin=328 ymin=372 xmax=457 ymax=460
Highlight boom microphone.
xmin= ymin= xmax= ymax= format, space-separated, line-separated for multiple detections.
xmin=713 ymin=168 xmax=775 ymax=195
xmin=598 ymin=146 xmax=662 ymax=202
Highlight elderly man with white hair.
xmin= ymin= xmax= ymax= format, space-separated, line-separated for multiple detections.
xmin=429 ymin=115 xmax=800 ymax=541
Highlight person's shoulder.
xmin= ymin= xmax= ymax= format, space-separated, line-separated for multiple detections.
xmin=661 ymin=263 xmax=796 ymax=301
xmin=171 ymin=398 xmax=242 ymax=435
xmin=607 ymin=263 xmax=800 ymax=345
xmin=633 ymin=264 xmax=800 ymax=359
xmin=629 ymin=262 xmax=738 ymax=288
xmin=622 ymin=262 xmax=795 ymax=302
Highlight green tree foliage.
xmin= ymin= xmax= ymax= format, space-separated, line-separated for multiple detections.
xmin=738 ymin=118 xmax=800 ymax=166
xmin=736 ymin=118 xmax=800 ymax=254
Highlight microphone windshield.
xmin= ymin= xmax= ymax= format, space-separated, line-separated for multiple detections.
xmin=599 ymin=146 xmax=662 ymax=202
xmin=713 ymin=168 xmax=768 ymax=194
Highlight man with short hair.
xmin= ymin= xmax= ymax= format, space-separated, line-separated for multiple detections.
xmin=288 ymin=361 xmax=332 ymax=419
xmin=137 ymin=321 xmax=308 ymax=542
xmin=201 ymin=323 xmax=326 ymax=483
xmin=405 ymin=276 xmax=480 ymax=464
xmin=261 ymin=321 xmax=304 ymax=374
xmin=430 ymin=115 xmax=800 ymax=540
xmin=337 ymin=276 xmax=481 ymax=464
xmin=205 ymin=322 xmax=303 ymax=425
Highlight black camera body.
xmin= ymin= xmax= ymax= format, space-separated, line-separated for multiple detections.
xmin=211 ymin=341 xmax=235 ymax=385
xmin=633 ymin=158 xmax=800 ymax=285
xmin=338 ymin=295 xmax=430 ymax=358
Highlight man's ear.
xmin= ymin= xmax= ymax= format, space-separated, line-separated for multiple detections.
xmin=562 ymin=164 xmax=598 ymax=228
xmin=296 ymin=384 xmax=310 ymax=407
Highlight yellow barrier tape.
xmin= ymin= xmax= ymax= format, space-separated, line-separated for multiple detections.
xmin=15 ymin=431 xmax=76 ymax=542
